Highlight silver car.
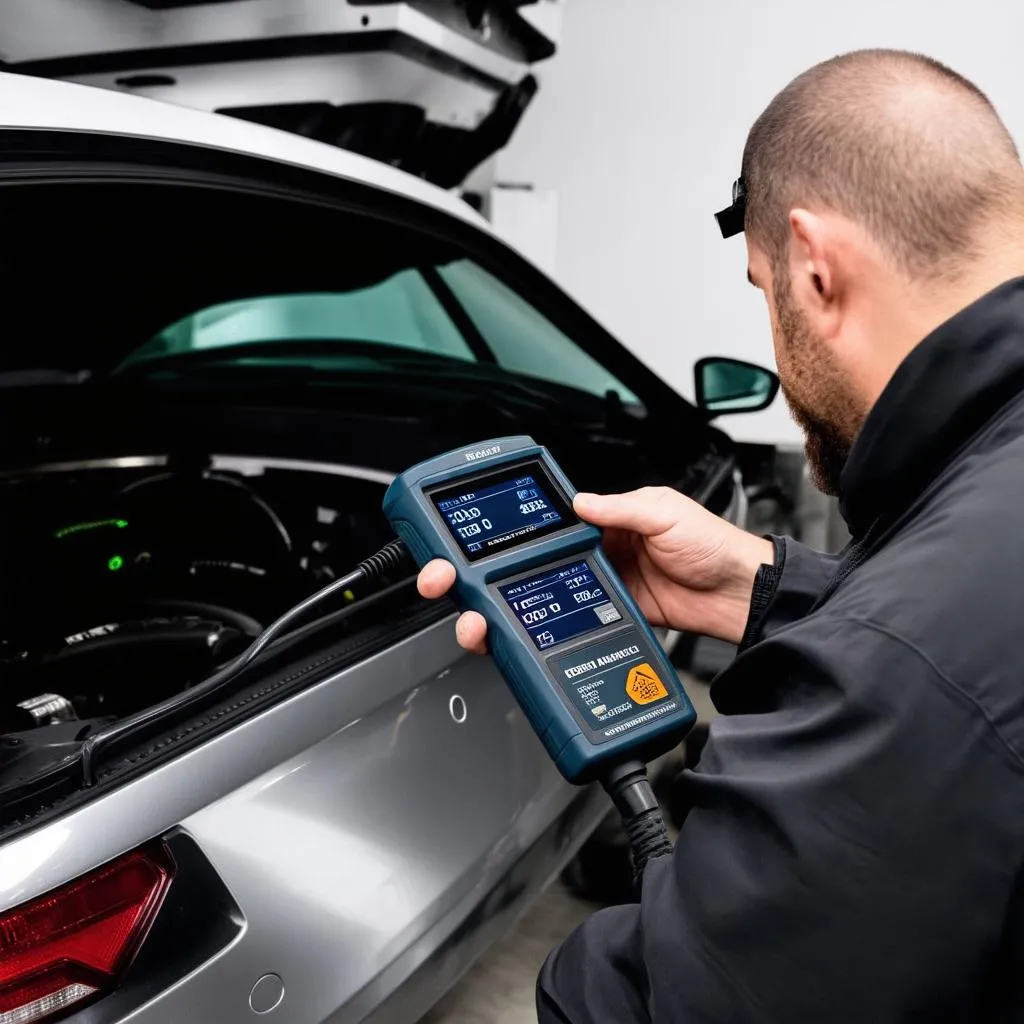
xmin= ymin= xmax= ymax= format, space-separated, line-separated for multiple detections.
xmin=0 ymin=73 xmax=775 ymax=1024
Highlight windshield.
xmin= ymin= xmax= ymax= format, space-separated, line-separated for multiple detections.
xmin=119 ymin=259 xmax=641 ymax=405
xmin=2 ymin=179 xmax=646 ymax=412
xmin=129 ymin=271 xmax=476 ymax=366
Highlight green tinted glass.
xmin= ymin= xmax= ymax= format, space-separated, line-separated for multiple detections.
xmin=123 ymin=260 xmax=640 ymax=406
xmin=438 ymin=260 xmax=639 ymax=404
xmin=123 ymin=269 xmax=474 ymax=367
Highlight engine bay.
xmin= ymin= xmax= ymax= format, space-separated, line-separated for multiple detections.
xmin=0 ymin=455 xmax=397 ymax=733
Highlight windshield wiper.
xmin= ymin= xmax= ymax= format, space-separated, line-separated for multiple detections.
xmin=112 ymin=339 xmax=462 ymax=376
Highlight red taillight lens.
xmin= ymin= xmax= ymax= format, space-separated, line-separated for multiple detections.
xmin=0 ymin=846 xmax=172 ymax=1024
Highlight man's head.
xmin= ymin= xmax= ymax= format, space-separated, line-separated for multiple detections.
xmin=740 ymin=49 xmax=1024 ymax=493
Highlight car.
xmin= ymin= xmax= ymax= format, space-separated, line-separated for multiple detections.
xmin=0 ymin=72 xmax=777 ymax=1024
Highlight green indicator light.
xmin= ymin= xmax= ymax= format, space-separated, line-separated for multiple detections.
xmin=108 ymin=555 xmax=124 ymax=572
xmin=116 ymin=519 xmax=128 ymax=528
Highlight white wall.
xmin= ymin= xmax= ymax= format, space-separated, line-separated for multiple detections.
xmin=496 ymin=0 xmax=1024 ymax=444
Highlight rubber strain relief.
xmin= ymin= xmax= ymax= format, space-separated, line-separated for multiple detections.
xmin=357 ymin=539 xmax=412 ymax=585
xmin=601 ymin=761 xmax=673 ymax=889
xmin=623 ymin=806 xmax=673 ymax=888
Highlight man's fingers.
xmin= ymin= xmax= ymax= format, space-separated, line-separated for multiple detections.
xmin=417 ymin=558 xmax=456 ymax=599
xmin=574 ymin=487 xmax=686 ymax=536
xmin=455 ymin=611 xmax=488 ymax=654
xmin=416 ymin=562 xmax=487 ymax=653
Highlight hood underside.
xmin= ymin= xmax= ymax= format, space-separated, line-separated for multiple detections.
xmin=0 ymin=0 xmax=556 ymax=187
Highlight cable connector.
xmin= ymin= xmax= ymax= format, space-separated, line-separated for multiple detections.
xmin=602 ymin=760 xmax=673 ymax=889
xmin=356 ymin=539 xmax=412 ymax=586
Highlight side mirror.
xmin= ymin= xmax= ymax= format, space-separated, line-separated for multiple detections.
xmin=694 ymin=357 xmax=779 ymax=417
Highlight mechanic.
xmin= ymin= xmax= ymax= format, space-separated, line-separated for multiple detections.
xmin=419 ymin=48 xmax=1024 ymax=1022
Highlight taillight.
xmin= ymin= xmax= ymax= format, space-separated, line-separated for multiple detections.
xmin=0 ymin=846 xmax=172 ymax=1024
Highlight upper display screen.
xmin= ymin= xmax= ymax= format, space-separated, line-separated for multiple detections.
xmin=430 ymin=460 xmax=575 ymax=561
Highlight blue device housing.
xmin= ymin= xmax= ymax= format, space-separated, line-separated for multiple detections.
xmin=384 ymin=435 xmax=696 ymax=784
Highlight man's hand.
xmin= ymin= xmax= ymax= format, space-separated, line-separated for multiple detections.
xmin=417 ymin=486 xmax=774 ymax=654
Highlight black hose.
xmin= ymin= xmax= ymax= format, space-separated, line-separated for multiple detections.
xmin=602 ymin=760 xmax=673 ymax=888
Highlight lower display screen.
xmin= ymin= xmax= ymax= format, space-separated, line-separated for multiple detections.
xmin=499 ymin=560 xmax=622 ymax=651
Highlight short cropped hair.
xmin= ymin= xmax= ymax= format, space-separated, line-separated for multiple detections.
xmin=741 ymin=49 xmax=1024 ymax=278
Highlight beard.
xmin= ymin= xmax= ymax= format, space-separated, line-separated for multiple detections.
xmin=783 ymin=386 xmax=853 ymax=497
xmin=772 ymin=271 xmax=861 ymax=497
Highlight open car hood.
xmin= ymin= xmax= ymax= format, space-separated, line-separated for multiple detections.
xmin=0 ymin=0 xmax=559 ymax=188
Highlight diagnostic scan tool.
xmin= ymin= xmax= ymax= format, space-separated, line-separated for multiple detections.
xmin=384 ymin=436 xmax=696 ymax=783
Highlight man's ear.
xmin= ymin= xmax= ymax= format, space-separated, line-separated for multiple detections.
xmin=788 ymin=209 xmax=841 ymax=327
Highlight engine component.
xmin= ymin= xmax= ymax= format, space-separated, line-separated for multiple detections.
xmin=2 ymin=693 xmax=78 ymax=733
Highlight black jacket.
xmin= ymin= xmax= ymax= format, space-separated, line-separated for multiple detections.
xmin=538 ymin=277 xmax=1024 ymax=1023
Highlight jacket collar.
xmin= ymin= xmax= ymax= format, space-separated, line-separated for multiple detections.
xmin=839 ymin=276 xmax=1024 ymax=537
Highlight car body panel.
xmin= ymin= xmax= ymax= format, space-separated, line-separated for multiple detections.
xmin=0 ymin=617 xmax=565 ymax=908
xmin=0 ymin=613 xmax=605 ymax=1023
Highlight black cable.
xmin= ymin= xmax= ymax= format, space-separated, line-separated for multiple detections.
xmin=601 ymin=760 xmax=674 ymax=889
xmin=80 ymin=539 xmax=411 ymax=783
xmin=221 ymin=538 xmax=411 ymax=680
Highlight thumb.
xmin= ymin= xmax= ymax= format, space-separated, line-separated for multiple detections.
xmin=573 ymin=487 xmax=682 ymax=537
